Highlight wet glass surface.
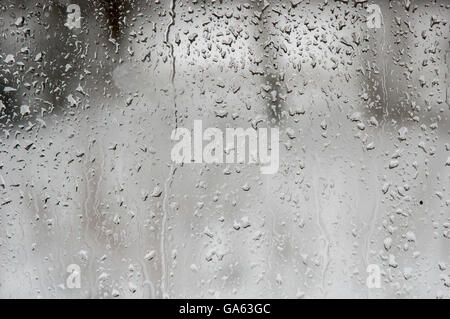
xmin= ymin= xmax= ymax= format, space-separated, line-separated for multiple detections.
xmin=0 ymin=0 xmax=449 ymax=298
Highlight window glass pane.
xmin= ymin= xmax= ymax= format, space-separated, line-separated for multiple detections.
xmin=0 ymin=0 xmax=448 ymax=298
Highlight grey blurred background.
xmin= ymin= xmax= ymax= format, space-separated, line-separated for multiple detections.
xmin=0 ymin=0 xmax=449 ymax=298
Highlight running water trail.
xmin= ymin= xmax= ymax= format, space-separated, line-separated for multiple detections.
xmin=160 ymin=0 xmax=177 ymax=299
xmin=312 ymin=154 xmax=330 ymax=297
xmin=380 ymin=11 xmax=389 ymax=133
xmin=164 ymin=0 xmax=178 ymax=126
xmin=363 ymin=139 xmax=381 ymax=298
